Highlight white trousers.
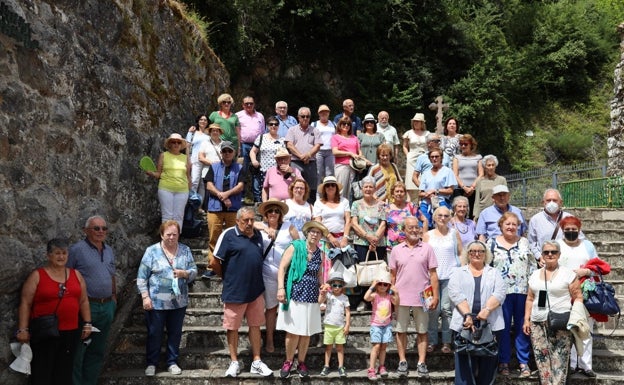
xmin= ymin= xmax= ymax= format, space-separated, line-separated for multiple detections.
xmin=158 ymin=189 xmax=188 ymax=229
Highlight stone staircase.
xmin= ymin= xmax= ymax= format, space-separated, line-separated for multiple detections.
xmin=99 ymin=208 xmax=624 ymax=385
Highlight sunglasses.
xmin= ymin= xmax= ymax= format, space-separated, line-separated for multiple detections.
xmin=89 ymin=226 xmax=108 ymax=231
xmin=340 ymin=122 xmax=350 ymax=126
xmin=542 ymin=250 xmax=559 ymax=255
xmin=58 ymin=283 xmax=66 ymax=298
xmin=331 ymin=283 xmax=344 ymax=288
xmin=377 ymin=282 xmax=390 ymax=287
xmin=429 ymin=155 xmax=441 ymax=159
xmin=266 ymin=208 xmax=281 ymax=214
xmin=325 ymin=184 xmax=337 ymax=188
xmin=468 ymin=250 xmax=485 ymax=255
xmin=268 ymin=123 xmax=279 ymax=127
xmin=299 ymin=115 xmax=310 ymax=119
xmin=244 ymin=102 xmax=254 ymax=106
xmin=222 ymin=149 xmax=234 ymax=154
xmin=221 ymin=101 xmax=232 ymax=105
xmin=170 ymin=141 xmax=182 ymax=145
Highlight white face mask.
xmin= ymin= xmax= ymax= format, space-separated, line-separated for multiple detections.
xmin=544 ymin=201 xmax=560 ymax=214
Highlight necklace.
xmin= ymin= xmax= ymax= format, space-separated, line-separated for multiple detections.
xmin=451 ymin=218 xmax=469 ymax=234
xmin=161 ymin=242 xmax=178 ymax=265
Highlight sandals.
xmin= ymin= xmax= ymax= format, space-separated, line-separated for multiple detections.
xmin=441 ymin=343 xmax=452 ymax=354
xmin=426 ymin=344 xmax=437 ymax=353
xmin=519 ymin=364 xmax=531 ymax=378
xmin=498 ymin=363 xmax=510 ymax=376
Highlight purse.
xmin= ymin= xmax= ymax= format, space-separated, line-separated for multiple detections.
xmin=544 ymin=269 xmax=570 ymax=332
xmin=584 ymin=268 xmax=620 ymax=316
xmin=454 ymin=318 xmax=498 ymax=357
xmin=29 ymin=269 xmax=66 ymax=344
xmin=355 ymin=250 xmax=388 ymax=286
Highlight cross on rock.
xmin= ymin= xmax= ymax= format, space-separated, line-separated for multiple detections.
xmin=428 ymin=96 xmax=449 ymax=135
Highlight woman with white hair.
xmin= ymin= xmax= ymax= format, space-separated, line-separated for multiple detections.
xmin=474 ymin=154 xmax=507 ymax=221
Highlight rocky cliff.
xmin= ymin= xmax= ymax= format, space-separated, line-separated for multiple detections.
xmin=0 ymin=0 xmax=227 ymax=380
xmin=608 ymin=22 xmax=624 ymax=176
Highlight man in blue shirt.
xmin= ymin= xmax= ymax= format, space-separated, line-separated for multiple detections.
xmin=476 ymin=185 xmax=526 ymax=242
xmin=275 ymin=100 xmax=298 ymax=138
xmin=333 ymin=99 xmax=362 ymax=134
xmin=68 ymin=215 xmax=116 ymax=385
xmin=214 ymin=207 xmax=273 ymax=378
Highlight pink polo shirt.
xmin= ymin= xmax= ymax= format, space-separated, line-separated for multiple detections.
xmin=237 ymin=110 xmax=265 ymax=143
xmin=263 ymin=166 xmax=302 ymax=200
xmin=389 ymin=241 xmax=438 ymax=306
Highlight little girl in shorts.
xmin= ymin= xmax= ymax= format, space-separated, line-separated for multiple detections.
xmin=318 ymin=271 xmax=351 ymax=377
xmin=363 ymin=271 xmax=399 ymax=381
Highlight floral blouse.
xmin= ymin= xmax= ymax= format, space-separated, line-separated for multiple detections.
xmin=351 ymin=199 xmax=387 ymax=247
xmin=386 ymin=202 xmax=419 ymax=249
xmin=487 ymin=236 xmax=537 ymax=295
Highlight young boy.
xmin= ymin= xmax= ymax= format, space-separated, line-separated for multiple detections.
xmin=364 ymin=271 xmax=400 ymax=381
xmin=318 ymin=271 xmax=351 ymax=377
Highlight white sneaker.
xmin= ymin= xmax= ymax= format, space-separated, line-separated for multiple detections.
xmin=145 ymin=365 xmax=156 ymax=376
xmin=168 ymin=364 xmax=182 ymax=375
xmin=250 ymin=360 xmax=273 ymax=376
xmin=225 ymin=361 xmax=240 ymax=377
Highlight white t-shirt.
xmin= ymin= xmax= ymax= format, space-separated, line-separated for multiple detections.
xmin=557 ymin=239 xmax=595 ymax=270
xmin=528 ymin=266 xmax=576 ymax=322
xmin=323 ymin=292 xmax=350 ymax=326
xmin=314 ymin=120 xmax=336 ymax=150
xmin=283 ymin=199 xmax=312 ymax=237
xmin=313 ymin=198 xmax=351 ymax=234
xmin=198 ymin=139 xmax=222 ymax=177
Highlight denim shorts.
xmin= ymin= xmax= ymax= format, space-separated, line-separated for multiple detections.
xmin=370 ymin=324 xmax=393 ymax=344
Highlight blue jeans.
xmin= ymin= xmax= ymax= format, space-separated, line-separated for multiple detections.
xmin=73 ymin=300 xmax=116 ymax=385
xmin=316 ymin=149 xmax=335 ymax=181
xmin=428 ymin=279 xmax=452 ymax=345
xmin=145 ymin=307 xmax=187 ymax=366
xmin=499 ymin=293 xmax=531 ymax=365
xmin=252 ymin=170 xmax=265 ymax=202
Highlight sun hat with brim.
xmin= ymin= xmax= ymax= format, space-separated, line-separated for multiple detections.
xmin=318 ymin=104 xmax=331 ymax=113
xmin=208 ymin=123 xmax=222 ymax=133
xmin=326 ymin=271 xmax=345 ymax=284
xmin=363 ymin=113 xmax=376 ymax=123
xmin=350 ymin=157 xmax=368 ymax=172
xmin=164 ymin=133 xmax=186 ymax=149
xmin=9 ymin=342 xmax=32 ymax=375
xmin=492 ymin=185 xmax=510 ymax=195
xmin=258 ymin=198 xmax=289 ymax=217
xmin=317 ymin=176 xmax=343 ymax=197
xmin=376 ymin=270 xmax=392 ymax=285
xmin=411 ymin=113 xmax=426 ymax=122
xmin=220 ymin=141 xmax=235 ymax=152
xmin=302 ymin=220 xmax=329 ymax=237
xmin=274 ymin=147 xmax=291 ymax=158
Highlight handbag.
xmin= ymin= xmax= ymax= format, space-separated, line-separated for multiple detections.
xmin=329 ymin=259 xmax=357 ymax=288
xmin=544 ymin=269 xmax=570 ymax=332
xmin=355 ymin=250 xmax=388 ymax=286
xmin=454 ymin=318 xmax=498 ymax=357
xmin=584 ymin=268 xmax=620 ymax=316
xmin=351 ymin=180 xmax=363 ymax=200
xmin=29 ymin=268 xmax=66 ymax=344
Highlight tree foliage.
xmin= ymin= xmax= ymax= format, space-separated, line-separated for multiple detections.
xmin=182 ymin=0 xmax=623 ymax=171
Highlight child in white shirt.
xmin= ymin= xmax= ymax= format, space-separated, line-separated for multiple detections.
xmin=318 ymin=271 xmax=351 ymax=377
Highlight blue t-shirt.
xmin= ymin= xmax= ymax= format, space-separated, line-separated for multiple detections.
xmin=476 ymin=204 xmax=527 ymax=241
xmin=214 ymin=226 xmax=265 ymax=303
xmin=68 ymin=239 xmax=116 ymax=298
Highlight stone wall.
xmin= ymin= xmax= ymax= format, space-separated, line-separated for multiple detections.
xmin=0 ymin=0 xmax=227 ymax=381
xmin=608 ymin=22 xmax=624 ymax=176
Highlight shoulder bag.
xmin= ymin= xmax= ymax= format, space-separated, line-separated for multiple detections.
xmin=544 ymin=269 xmax=570 ymax=332
xmin=584 ymin=267 xmax=620 ymax=317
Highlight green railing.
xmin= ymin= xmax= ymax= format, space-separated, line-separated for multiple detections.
xmin=559 ymin=177 xmax=624 ymax=208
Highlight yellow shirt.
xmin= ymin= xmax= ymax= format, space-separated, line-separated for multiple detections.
xmin=159 ymin=152 xmax=189 ymax=192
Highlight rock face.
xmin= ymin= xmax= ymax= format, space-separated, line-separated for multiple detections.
xmin=608 ymin=22 xmax=624 ymax=176
xmin=0 ymin=0 xmax=227 ymax=381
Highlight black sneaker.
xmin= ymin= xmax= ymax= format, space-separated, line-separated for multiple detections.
xmin=577 ymin=368 xmax=597 ymax=378
xmin=297 ymin=362 xmax=309 ymax=378
xmin=279 ymin=360 xmax=293 ymax=379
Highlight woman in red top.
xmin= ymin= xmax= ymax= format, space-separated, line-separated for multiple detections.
xmin=17 ymin=238 xmax=91 ymax=385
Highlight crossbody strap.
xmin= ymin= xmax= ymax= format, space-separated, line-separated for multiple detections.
xmin=53 ymin=268 xmax=68 ymax=315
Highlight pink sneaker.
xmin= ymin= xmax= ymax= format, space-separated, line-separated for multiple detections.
xmin=378 ymin=365 xmax=388 ymax=377
xmin=367 ymin=367 xmax=377 ymax=381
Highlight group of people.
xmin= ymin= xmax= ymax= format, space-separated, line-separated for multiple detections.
xmin=17 ymin=216 xmax=117 ymax=385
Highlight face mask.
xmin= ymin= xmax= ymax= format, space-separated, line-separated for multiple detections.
xmin=544 ymin=201 xmax=559 ymax=214
xmin=563 ymin=231 xmax=579 ymax=242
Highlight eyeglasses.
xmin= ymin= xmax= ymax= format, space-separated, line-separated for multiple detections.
xmin=268 ymin=123 xmax=279 ymax=127
xmin=378 ymin=282 xmax=390 ymax=287
xmin=221 ymin=101 xmax=232 ymax=105
xmin=429 ymin=155 xmax=441 ymax=159
xmin=88 ymin=226 xmax=108 ymax=231
xmin=222 ymin=149 xmax=234 ymax=154
xmin=58 ymin=283 xmax=66 ymax=298
xmin=266 ymin=208 xmax=281 ymax=214
xmin=331 ymin=283 xmax=344 ymax=288
xmin=437 ymin=214 xmax=450 ymax=218
xmin=277 ymin=106 xmax=287 ymax=109
xmin=293 ymin=186 xmax=305 ymax=190
xmin=299 ymin=115 xmax=310 ymax=119
xmin=542 ymin=250 xmax=559 ymax=255
xmin=460 ymin=143 xmax=470 ymax=146
xmin=468 ymin=250 xmax=486 ymax=255
xmin=244 ymin=102 xmax=254 ymax=106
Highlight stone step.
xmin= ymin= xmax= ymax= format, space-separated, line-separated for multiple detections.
xmin=582 ymin=229 xmax=624 ymax=243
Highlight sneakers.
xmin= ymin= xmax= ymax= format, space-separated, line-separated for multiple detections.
xmin=280 ymin=360 xmax=293 ymax=379
xmin=367 ymin=367 xmax=377 ymax=381
xmin=577 ymin=368 xmax=597 ymax=378
xmin=201 ymin=270 xmax=216 ymax=279
xmin=417 ymin=362 xmax=429 ymax=377
xmin=378 ymin=365 xmax=388 ymax=377
xmin=297 ymin=361 xmax=309 ymax=378
xmin=225 ymin=361 xmax=240 ymax=377
xmin=397 ymin=360 xmax=408 ymax=377
xmin=145 ymin=365 xmax=156 ymax=376
xmin=320 ymin=366 xmax=330 ymax=376
xmin=167 ymin=364 xmax=182 ymax=375
xmin=338 ymin=366 xmax=347 ymax=377
xmin=250 ymin=360 xmax=273 ymax=376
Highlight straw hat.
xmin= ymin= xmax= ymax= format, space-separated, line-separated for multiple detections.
xmin=411 ymin=113 xmax=426 ymax=122
xmin=302 ymin=220 xmax=329 ymax=237
xmin=317 ymin=176 xmax=343 ymax=197
xmin=318 ymin=104 xmax=331 ymax=113
xmin=349 ymin=157 xmax=367 ymax=172
xmin=274 ymin=147 xmax=291 ymax=158
xmin=208 ymin=123 xmax=222 ymax=133
xmin=164 ymin=133 xmax=186 ymax=149
xmin=258 ymin=198 xmax=289 ymax=217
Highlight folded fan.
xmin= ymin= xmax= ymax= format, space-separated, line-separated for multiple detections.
xmin=139 ymin=156 xmax=157 ymax=172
